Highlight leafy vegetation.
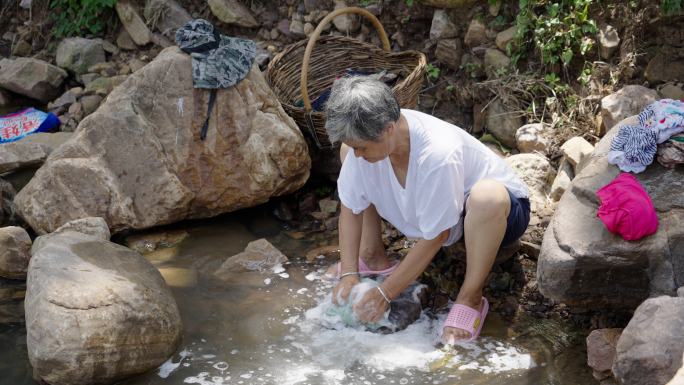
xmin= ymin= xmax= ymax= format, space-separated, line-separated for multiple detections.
xmin=512 ymin=0 xmax=597 ymax=68
xmin=661 ymin=0 xmax=682 ymax=16
xmin=49 ymin=0 xmax=117 ymax=38
xmin=426 ymin=63 xmax=440 ymax=79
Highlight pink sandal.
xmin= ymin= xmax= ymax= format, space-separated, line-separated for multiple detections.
xmin=441 ymin=297 xmax=489 ymax=344
xmin=333 ymin=258 xmax=401 ymax=279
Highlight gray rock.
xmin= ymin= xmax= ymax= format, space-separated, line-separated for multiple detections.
xmin=435 ymin=39 xmax=463 ymax=70
xmin=485 ymin=48 xmax=511 ymax=78
xmin=143 ymin=0 xmax=193 ymax=35
xmin=587 ymin=328 xmax=622 ymax=380
xmin=560 ymin=136 xmax=594 ymax=170
xmin=290 ymin=19 xmax=306 ymax=38
xmin=80 ymin=94 xmax=103 ymax=115
xmin=150 ymin=32 xmax=174 ymax=48
xmin=0 ymin=58 xmax=67 ymax=103
xmin=14 ymin=47 xmax=310 ymax=235
xmin=101 ymin=40 xmax=118 ymax=53
xmin=208 ymin=0 xmax=259 ymax=28
xmin=495 ymin=25 xmax=517 ymax=53
xmin=332 ymin=0 xmax=360 ymax=34
xmin=601 ymin=85 xmax=660 ymax=130
xmin=26 ymin=231 xmax=182 ymax=384
xmin=116 ymin=28 xmax=138 ymax=51
xmin=598 ymin=23 xmax=620 ymax=60
xmin=679 ymin=287 xmax=684 ymax=298
xmin=1 ymin=178 xmax=17 ymax=200
xmin=11 ymin=39 xmax=31 ymax=57
xmin=16 ymin=132 xmax=74 ymax=154
xmin=304 ymin=0 xmax=332 ymax=13
xmin=87 ymin=61 xmax=115 ymax=73
xmin=645 ymin=53 xmax=684 ymax=86
xmin=550 ymin=157 xmax=574 ymax=202
xmin=53 ymin=217 xmax=110 ymax=240
xmin=0 ymin=142 xmax=50 ymax=173
xmin=382 ymin=280 xmax=427 ymax=333
xmin=0 ymin=226 xmax=32 ymax=279
xmin=515 ymin=123 xmax=550 ymax=154
xmin=464 ymin=18 xmax=487 ymax=47
xmin=52 ymin=90 xmax=77 ymax=109
xmin=56 ymin=38 xmax=106 ymax=75
xmin=538 ymin=116 xmax=683 ymax=309
xmin=668 ymin=354 xmax=684 ymax=385
xmin=115 ymin=0 xmax=152 ymax=46
xmin=613 ymin=296 xmax=684 ymax=385
xmin=129 ymin=58 xmax=147 ymax=72
xmin=660 ymin=84 xmax=684 ymax=100
xmin=81 ymin=73 xmax=102 ymax=86
xmin=84 ymin=77 xmax=111 ymax=95
xmin=505 ymin=154 xmax=555 ymax=213
xmin=215 ymin=238 xmax=288 ymax=284
xmin=487 ymin=99 xmax=522 ymax=149
xmin=430 ymin=10 xmax=457 ymax=41
xmin=0 ymin=88 xmax=11 ymax=106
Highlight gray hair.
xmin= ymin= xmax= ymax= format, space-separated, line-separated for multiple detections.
xmin=324 ymin=76 xmax=400 ymax=144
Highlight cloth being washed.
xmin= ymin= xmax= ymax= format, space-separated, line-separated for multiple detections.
xmin=325 ymin=278 xmax=392 ymax=330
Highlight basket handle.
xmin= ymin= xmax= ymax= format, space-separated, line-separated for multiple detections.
xmin=300 ymin=7 xmax=391 ymax=113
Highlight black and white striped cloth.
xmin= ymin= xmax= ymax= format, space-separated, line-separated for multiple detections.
xmin=609 ymin=125 xmax=658 ymax=165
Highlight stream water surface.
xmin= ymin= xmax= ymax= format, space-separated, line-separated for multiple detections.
xmin=0 ymin=211 xmax=597 ymax=385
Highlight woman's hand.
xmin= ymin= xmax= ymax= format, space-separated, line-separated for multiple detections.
xmin=332 ymin=275 xmax=360 ymax=306
xmin=352 ymin=285 xmax=390 ymax=324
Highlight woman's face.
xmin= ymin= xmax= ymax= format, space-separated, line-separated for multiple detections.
xmin=344 ymin=130 xmax=391 ymax=163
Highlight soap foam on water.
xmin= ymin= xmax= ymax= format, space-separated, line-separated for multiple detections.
xmin=179 ymin=268 xmax=536 ymax=384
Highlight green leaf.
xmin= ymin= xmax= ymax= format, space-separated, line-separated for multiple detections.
xmin=562 ymin=50 xmax=573 ymax=65
xmin=519 ymin=0 xmax=528 ymax=9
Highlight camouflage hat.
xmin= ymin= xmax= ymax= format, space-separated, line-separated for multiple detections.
xmin=175 ymin=19 xmax=256 ymax=89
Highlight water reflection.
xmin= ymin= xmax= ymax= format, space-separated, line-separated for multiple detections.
xmin=0 ymin=212 xmax=596 ymax=384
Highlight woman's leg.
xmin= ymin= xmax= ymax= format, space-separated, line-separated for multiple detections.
xmin=442 ymin=179 xmax=511 ymax=343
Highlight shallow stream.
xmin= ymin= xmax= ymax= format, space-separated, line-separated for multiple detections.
xmin=0 ymin=211 xmax=597 ymax=384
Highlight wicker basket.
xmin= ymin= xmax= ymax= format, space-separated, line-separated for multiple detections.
xmin=266 ymin=7 xmax=427 ymax=149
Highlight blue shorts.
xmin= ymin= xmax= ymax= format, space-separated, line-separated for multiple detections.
xmin=501 ymin=189 xmax=531 ymax=246
xmin=463 ymin=188 xmax=531 ymax=246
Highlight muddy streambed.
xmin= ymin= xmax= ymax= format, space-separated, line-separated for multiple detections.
xmin=0 ymin=211 xmax=596 ymax=384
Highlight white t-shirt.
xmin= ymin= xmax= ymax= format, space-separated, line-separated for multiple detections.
xmin=337 ymin=109 xmax=529 ymax=246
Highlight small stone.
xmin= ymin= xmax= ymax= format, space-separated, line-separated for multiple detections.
xmin=464 ymin=17 xmax=486 ymax=47
xmin=101 ymin=40 xmax=118 ymax=53
xmin=324 ymin=216 xmax=339 ymax=231
xmin=659 ymin=84 xmax=684 ymax=100
xmin=101 ymin=66 xmax=118 ymax=77
xmin=560 ymin=136 xmax=594 ymax=169
xmin=299 ymin=194 xmax=317 ymax=214
xmin=80 ymin=94 xmax=103 ymax=115
xmin=116 ymin=28 xmax=138 ymax=51
xmin=520 ymin=241 xmax=541 ymax=259
xmin=129 ymin=59 xmax=147 ymax=73
xmin=87 ymin=62 xmax=115 ymax=73
xmin=495 ymin=25 xmax=517 ymax=53
xmin=318 ymin=198 xmax=339 ymax=214
xmin=598 ymin=23 xmax=620 ymax=60
xmin=81 ymin=73 xmax=102 ymax=87
xmin=311 ymin=211 xmax=331 ymax=221
xmin=11 ymin=40 xmax=32 ymax=57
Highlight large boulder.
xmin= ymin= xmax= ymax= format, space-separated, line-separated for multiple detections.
xmin=26 ymin=230 xmax=182 ymax=384
xmin=0 ymin=58 xmax=68 ymax=103
xmin=504 ymin=153 xmax=555 ymax=213
xmin=646 ymin=52 xmax=684 ymax=86
xmin=0 ymin=226 xmax=32 ymax=279
xmin=613 ymin=296 xmax=684 ymax=385
xmin=538 ymin=115 xmax=683 ymax=309
xmin=14 ymin=46 xmax=311 ymax=235
xmin=55 ymin=38 xmax=106 ymax=75
xmin=601 ymin=85 xmax=660 ymax=130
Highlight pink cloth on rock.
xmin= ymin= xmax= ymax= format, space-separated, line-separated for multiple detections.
xmin=596 ymin=173 xmax=658 ymax=241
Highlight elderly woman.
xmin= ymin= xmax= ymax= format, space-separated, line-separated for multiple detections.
xmin=324 ymin=76 xmax=530 ymax=344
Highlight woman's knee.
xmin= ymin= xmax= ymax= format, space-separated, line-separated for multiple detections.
xmin=466 ymin=179 xmax=510 ymax=216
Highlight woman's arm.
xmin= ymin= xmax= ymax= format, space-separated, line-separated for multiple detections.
xmin=352 ymin=228 xmax=450 ymax=323
xmin=331 ymin=203 xmax=364 ymax=305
